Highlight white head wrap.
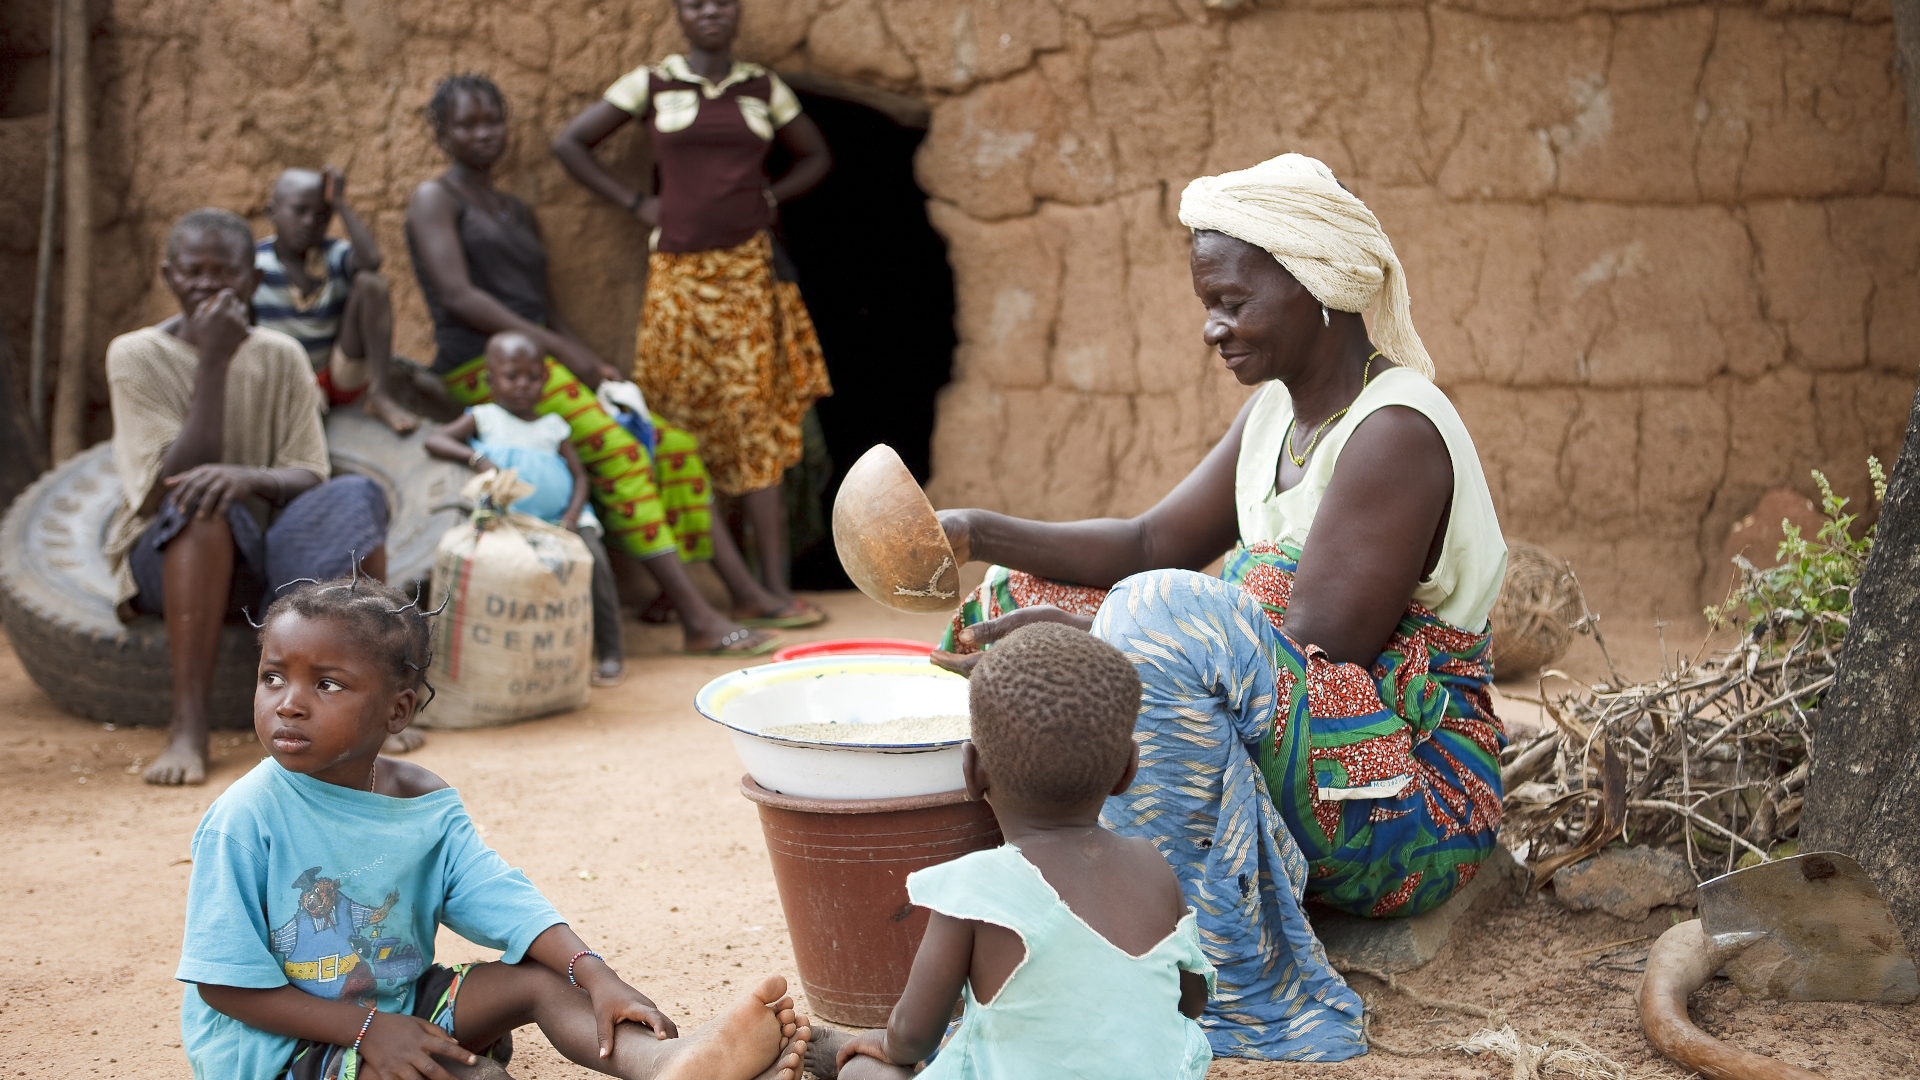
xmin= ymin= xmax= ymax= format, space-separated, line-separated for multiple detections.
xmin=1178 ymin=153 xmax=1433 ymax=379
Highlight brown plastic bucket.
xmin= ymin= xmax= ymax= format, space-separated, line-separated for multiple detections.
xmin=740 ymin=775 xmax=1003 ymax=1027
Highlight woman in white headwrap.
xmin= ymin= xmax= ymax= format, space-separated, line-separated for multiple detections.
xmin=921 ymin=155 xmax=1509 ymax=1063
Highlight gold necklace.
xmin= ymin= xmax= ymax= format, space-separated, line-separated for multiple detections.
xmin=1283 ymin=351 xmax=1385 ymax=467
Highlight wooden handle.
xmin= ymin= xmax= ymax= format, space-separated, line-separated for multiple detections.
xmin=1639 ymin=920 xmax=1825 ymax=1080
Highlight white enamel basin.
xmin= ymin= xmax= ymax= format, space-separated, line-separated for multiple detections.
xmin=695 ymin=656 xmax=971 ymax=800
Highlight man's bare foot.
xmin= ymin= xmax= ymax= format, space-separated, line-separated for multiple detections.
xmin=383 ymin=728 xmax=426 ymax=754
xmin=365 ymin=390 xmax=422 ymax=434
xmin=143 ymin=735 xmax=207 ymax=785
xmin=655 ymin=976 xmax=795 ymax=1080
xmin=804 ymin=1025 xmax=856 ymax=1079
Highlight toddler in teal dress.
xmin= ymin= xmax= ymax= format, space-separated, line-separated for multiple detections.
xmin=821 ymin=623 xmax=1216 ymax=1079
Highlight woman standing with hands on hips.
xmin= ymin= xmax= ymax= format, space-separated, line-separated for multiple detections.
xmin=554 ymin=0 xmax=832 ymax=625
xmin=406 ymin=72 xmax=805 ymax=657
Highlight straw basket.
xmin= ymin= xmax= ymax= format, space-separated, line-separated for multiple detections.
xmin=1489 ymin=540 xmax=1584 ymax=678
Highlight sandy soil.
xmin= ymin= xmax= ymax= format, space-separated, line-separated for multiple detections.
xmin=1 ymin=592 xmax=1912 ymax=1078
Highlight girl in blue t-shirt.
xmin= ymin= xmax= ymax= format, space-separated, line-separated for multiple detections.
xmin=176 ymin=577 xmax=809 ymax=1080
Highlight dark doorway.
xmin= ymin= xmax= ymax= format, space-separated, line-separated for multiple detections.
xmin=769 ymin=87 xmax=957 ymax=591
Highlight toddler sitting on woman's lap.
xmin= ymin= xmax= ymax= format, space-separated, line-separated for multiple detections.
xmin=426 ymin=330 xmax=625 ymax=685
xmin=818 ymin=623 xmax=1215 ymax=1079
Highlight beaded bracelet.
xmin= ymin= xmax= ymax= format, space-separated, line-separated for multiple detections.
xmin=351 ymin=1006 xmax=377 ymax=1054
xmin=568 ymin=949 xmax=604 ymax=987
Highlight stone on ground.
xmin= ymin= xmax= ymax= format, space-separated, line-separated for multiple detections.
xmin=1312 ymin=846 xmax=1520 ymax=974
xmin=1551 ymin=845 xmax=1696 ymax=921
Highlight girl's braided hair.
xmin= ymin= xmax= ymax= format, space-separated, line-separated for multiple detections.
xmin=256 ymin=574 xmax=442 ymax=699
xmin=425 ymin=71 xmax=506 ymax=130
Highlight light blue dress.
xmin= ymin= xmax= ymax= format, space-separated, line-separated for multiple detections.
xmin=468 ymin=403 xmax=600 ymax=529
xmin=909 ymin=845 xmax=1216 ymax=1080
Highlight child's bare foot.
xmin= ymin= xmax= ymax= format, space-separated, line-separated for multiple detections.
xmin=365 ymin=389 xmax=422 ymax=434
xmin=144 ymin=731 xmax=207 ymax=785
xmin=654 ymin=975 xmax=793 ymax=1080
xmin=804 ymin=1025 xmax=856 ymax=1078
xmin=751 ymin=1004 xmax=810 ymax=1080
xmin=383 ymin=728 xmax=426 ymax=755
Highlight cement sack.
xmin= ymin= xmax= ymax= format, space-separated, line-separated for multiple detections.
xmin=419 ymin=469 xmax=594 ymax=729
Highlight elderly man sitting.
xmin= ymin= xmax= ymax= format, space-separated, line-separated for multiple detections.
xmin=105 ymin=208 xmax=389 ymax=785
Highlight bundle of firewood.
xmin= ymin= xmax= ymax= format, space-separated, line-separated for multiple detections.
xmin=1500 ymin=588 xmax=1835 ymax=885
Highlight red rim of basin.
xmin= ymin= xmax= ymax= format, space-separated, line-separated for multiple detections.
xmin=768 ymin=638 xmax=936 ymax=664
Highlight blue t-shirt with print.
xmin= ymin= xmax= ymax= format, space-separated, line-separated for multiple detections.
xmin=174 ymin=759 xmax=562 ymax=1079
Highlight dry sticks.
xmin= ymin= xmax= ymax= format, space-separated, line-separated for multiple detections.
xmin=1505 ymin=619 xmax=1835 ymax=885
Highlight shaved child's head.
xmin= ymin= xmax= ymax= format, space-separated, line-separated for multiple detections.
xmin=486 ymin=331 xmax=540 ymax=366
xmin=270 ymin=168 xmax=325 ymax=205
xmin=484 ymin=331 xmax=547 ymax=411
xmin=165 ymin=208 xmax=255 ymax=266
xmin=969 ymin=623 xmax=1142 ymax=807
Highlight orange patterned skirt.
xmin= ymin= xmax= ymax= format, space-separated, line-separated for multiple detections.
xmin=635 ymin=232 xmax=832 ymax=497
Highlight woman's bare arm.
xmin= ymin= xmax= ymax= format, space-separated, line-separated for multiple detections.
xmin=942 ymin=395 xmax=1254 ymax=588
xmin=406 ymin=182 xmax=550 ymax=343
xmin=551 ymin=101 xmax=648 ymax=217
xmin=770 ymin=114 xmax=831 ymax=205
xmin=406 ymin=180 xmax=615 ymax=386
xmin=937 ymin=393 xmax=1454 ymax=670
xmin=1282 ymin=405 xmax=1452 ymax=664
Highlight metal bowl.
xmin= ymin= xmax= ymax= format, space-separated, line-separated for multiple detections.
xmin=695 ymin=655 xmax=970 ymax=800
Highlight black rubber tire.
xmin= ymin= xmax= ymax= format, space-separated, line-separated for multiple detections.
xmin=0 ymin=405 xmax=469 ymax=729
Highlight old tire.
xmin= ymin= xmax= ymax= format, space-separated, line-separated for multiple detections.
xmin=0 ymin=405 xmax=469 ymax=729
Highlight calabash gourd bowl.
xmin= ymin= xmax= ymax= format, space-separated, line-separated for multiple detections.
xmin=832 ymin=444 xmax=962 ymax=614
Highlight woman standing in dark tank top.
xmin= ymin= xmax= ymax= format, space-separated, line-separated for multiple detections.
xmin=404 ymin=72 xmax=810 ymax=657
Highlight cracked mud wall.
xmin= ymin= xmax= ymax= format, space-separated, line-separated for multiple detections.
xmin=1 ymin=0 xmax=1916 ymax=630
xmin=898 ymin=0 xmax=1920 ymax=630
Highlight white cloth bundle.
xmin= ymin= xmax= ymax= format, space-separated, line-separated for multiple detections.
xmin=1178 ymin=153 xmax=1434 ymax=379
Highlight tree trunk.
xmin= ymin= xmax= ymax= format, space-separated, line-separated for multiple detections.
xmin=1798 ymin=0 xmax=1920 ymax=960
xmin=1802 ymin=386 xmax=1920 ymax=957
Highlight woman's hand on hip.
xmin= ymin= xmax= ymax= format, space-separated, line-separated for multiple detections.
xmin=631 ymin=194 xmax=661 ymax=228
xmin=930 ymin=605 xmax=1093 ymax=677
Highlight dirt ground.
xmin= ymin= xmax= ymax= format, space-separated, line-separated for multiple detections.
xmin=1 ymin=591 xmax=1913 ymax=1078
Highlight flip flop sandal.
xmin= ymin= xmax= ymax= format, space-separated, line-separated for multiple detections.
xmin=683 ymin=628 xmax=781 ymax=657
xmin=735 ymin=602 xmax=829 ymax=630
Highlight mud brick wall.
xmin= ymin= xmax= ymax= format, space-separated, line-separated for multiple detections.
xmin=2 ymin=0 xmax=1916 ymax=629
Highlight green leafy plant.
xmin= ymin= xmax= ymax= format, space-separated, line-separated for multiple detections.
xmin=1706 ymin=458 xmax=1886 ymax=652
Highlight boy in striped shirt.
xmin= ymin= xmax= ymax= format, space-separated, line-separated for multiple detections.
xmin=255 ymin=166 xmax=421 ymax=433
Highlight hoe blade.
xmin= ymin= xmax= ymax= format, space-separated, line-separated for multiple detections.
xmin=1697 ymin=851 xmax=1918 ymax=1002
